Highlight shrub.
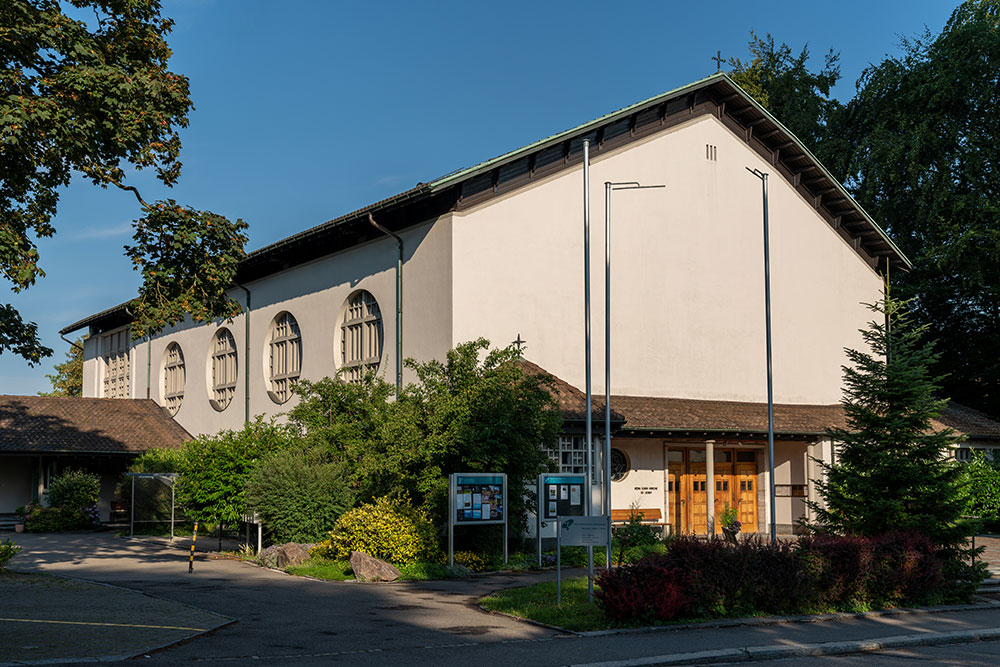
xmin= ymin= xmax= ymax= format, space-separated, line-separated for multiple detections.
xmin=24 ymin=506 xmax=89 ymax=532
xmin=596 ymin=556 xmax=691 ymax=623
xmin=963 ymin=452 xmax=1000 ymax=531
xmin=246 ymin=448 xmax=354 ymax=544
xmin=0 ymin=538 xmax=21 ymax=570
xmin=47 ymin=469 xmax=100 ymax=511
xmin=451 ymin=550 xmax=489 ymax=572
xmin=311 ymin=497 xmax=440 ymax=565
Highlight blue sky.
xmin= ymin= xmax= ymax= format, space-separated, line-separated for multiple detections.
xmin=2 ymin=0 xmax=956 ymax=394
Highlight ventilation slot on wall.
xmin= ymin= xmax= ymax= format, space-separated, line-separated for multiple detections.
xmin=705 ymin=144 xmax=718 ymax=161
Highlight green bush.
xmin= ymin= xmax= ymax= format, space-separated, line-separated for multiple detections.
xmin=246 ymin=448 xmax=354 ymax=544
xmin=0 ymin=538 xmax=20 ymax=570
xmin=963 ymin=452 xmax=1000 ymax=530
xmin=24 ymin=506 xmax=89 ymax=532
xmin=48 ymin=469 xmax=100 ymax=511
xmin=311 ymin=497 xmax=440 ymax=565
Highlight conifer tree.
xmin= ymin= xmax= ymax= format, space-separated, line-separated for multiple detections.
xmin=810 ymin=295 xmax=972 ymax=551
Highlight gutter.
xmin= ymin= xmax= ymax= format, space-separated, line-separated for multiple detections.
xmin=367 ymin=214 xmax=403 ymax=394
xmin=234 ymin=284 xmax=252 ymax=424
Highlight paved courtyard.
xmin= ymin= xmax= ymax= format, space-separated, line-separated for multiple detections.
xmin=2 ymin=532 xmax=1000 ymax=666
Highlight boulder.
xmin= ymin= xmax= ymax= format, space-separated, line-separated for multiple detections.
xmin=350 ymin=551 xmax=400 ymax=582
xmin=275 ymin=542 xmax=311 ymax=569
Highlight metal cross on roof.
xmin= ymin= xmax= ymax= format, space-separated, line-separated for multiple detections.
xmin=512 ymin=334 xmax=526 ymax=352
xmin=712 ymin=50 xmax=724 ymax=73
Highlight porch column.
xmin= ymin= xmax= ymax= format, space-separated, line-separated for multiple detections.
xmin=705 ymin=439 xmax=715 ymax=535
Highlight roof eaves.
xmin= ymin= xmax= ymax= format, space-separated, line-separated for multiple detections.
xmin=426 ymin=72 xmax=730 ymax=192
xmin=60 ymin=300 xmax=134 ymax=336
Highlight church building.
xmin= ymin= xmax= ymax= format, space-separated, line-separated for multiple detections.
xmin=65 ymin=73 xmax=992 ymax=536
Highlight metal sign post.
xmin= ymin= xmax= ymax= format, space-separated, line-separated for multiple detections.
xmin=449 ymin=473 xmax=507 ymax=567
xmin=558 ymin=516 xmax=611 ymax=605
xmin=537 ymin=474 xmax=587 ymax=567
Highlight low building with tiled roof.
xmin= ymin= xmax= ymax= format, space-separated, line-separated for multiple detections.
xmin=0 ymin=396 xmax=190 ymax=520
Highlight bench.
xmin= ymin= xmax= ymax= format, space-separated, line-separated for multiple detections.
xmin=611 ymin=508 xmax=663 ymax=525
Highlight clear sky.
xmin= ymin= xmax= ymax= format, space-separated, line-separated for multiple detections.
xmin=1 ymin=0 xmax=956 ymax=394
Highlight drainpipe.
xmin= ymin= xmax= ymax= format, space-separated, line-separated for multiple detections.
xmin=235 ymin=284 xmax=251 ymax=425
xmin=368 ymin=213 xmax=403 ymax=394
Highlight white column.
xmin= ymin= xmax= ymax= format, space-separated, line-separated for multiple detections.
xmin=706 ymin=439 xmax=715 ymax=535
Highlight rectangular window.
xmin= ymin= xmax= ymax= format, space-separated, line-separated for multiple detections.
xmin=545 ymin=436 xmax=599 ymax=481
xmin=102 ymin=329 xmax=130 ymax=398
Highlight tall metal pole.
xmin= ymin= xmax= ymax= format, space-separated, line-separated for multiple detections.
xmin=746 ymin=167 xmax=776 ymax=545
xmin=582 ymin=139 xmax=593 ymax=601
xmin=603 ymin=182 xmax=665 ymax=568
xmin=604 ymin=181 xmax=612 ymax=569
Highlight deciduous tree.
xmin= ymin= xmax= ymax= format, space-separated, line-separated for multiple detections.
xmin=39 ymin=337 xmax=83 ymax=396
xmin=1 ymin=0 xmax=246 ymax=362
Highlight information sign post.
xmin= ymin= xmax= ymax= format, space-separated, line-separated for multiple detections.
xmin=449 ymin=473 xmax=507 ymax=567
xmin=536 ymin=474 xmax=587 ymax=567
xmin=556 ymin=515 xmax=610 ymax=605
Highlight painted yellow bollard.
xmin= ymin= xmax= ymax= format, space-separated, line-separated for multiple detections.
xmin=188 ymin=522 xmax=199 ymax=574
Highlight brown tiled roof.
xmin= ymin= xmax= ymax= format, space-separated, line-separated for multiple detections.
xmin=518 ymin=360 xmax=1000 ymax=439
xmin=937 ymin=402 xmax=1000 ymax=440
xmin=0 ymin=396 xmax=191 ymax=455
xmin=517 ymin=360 xmax=625 ymax=422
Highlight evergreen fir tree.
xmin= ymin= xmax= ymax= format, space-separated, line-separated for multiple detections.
xmin=810 ymin=295 xmax=973 ymax=551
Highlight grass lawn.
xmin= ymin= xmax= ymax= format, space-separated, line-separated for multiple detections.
xmin=285 ymin=558 xmax=354 ymax=581
xmin=480 ymin=576 xmax=607 ymax=632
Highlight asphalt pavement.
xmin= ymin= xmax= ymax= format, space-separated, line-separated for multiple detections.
xmin=3 ymin=532 xmax=1000 ymax=666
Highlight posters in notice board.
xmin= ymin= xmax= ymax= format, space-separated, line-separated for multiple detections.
xmin=454 ymin=474 xmax=505 ymax=524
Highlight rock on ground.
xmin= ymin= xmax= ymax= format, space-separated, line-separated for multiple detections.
xmin=275 ymin=543 xmax=311 ymax=569
xmin=350 ymin=551 xmax=400 ymax=582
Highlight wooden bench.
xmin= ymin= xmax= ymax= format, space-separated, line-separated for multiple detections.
xmin=611 ymin=508 xmax=663 ymax=525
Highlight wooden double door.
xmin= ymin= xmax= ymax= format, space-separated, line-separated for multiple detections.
xmin=667 ymin=447 xmax=758 ymax=534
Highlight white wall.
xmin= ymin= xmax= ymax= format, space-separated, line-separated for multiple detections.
xmin=451 ymin=114 xmax=882 ymax=405
xmin=84 ymin=218 xmax=453 ymax=436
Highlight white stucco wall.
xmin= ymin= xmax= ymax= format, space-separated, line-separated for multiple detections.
xmin=83 ymin=218 xmax=453 ymax=436
xmin=450 ymin=114 xmax=882 ymax=404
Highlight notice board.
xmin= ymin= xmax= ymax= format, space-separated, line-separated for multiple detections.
xmin=452 ymin=473 xmax=506 ymax=525
xmin=538 ymin=474 xmax=586 ymax=520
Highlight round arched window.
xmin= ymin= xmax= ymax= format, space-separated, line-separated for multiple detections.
xmin=268 ymin=312 xmax=301 ymax=403
xmin=610 ymin=448 xmax=630 ymax=482
xmin=162 ymin=343 xmax=185 ymax=416
xmin=339 ymin=290 xmax=382 ymax=382
xmin=209 ymin=328 xmax=237 ymax=411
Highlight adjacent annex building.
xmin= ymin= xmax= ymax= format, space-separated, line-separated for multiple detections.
xmin=0 ymin=396 xmax=191 ymax=520
xmin=64 ymin=73 xmax=994 ymax=535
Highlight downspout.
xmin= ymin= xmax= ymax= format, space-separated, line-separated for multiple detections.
xmin=235 ymin=284 xmax=251 ymax=425
xmin=367 ymin=214 xmax=403 ymax=394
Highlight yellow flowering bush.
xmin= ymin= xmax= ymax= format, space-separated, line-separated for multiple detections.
xmin=450 ymin=551 xmax=489 ymax=572
xmin=311 ymin=497 xmax=441 ymax=565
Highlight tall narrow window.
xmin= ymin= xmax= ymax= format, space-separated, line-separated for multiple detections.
xmin=162 ymin=343 xmax=185 ymax=415
xmin=340 ymin=290 xmax=382 ymax=383
xmin=102 ymin=329 xmax=131 ymax=398
xmin=269 ymin=312 xmax=301 ymax=403
xmin=210 ymin=329 xmax=238 ymax=411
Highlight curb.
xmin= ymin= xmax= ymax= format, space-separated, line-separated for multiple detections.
xmin=568 ymin=626 xmax=1000 ymax=666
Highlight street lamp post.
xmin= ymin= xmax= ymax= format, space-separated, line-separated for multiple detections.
xmin=604 ymin=181 xmax=665 ymax=568
xmin=746 ymin=167 xmax=777 ymax=545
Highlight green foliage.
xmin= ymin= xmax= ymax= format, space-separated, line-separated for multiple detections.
xmin=834 ymin=1 xmax=1000 ymax=417
xmin=39 ymin=339 xmax=83 ymax=396
xmin=399 ymin=340 xmax=562 ymax=533
xmin=0 ymin=0 xmax=245 ymax=360
xmin=480 ymin=578 xmax=606 ymax=632
xmin=129 ymin=447 xmax=185 ymax=474
xmin=47 ymin=469 xmax=100 ymax=511
xmin=285 ymin=558 xmax=354 ymax=581
xmin=175 ymin=418 xmax=294 ymax=526
xmin=311 ymin=497 xmax=441 ymax=565
xmin=810 ymin=297 xmax=972 ymax=554
xmin=397 ymin=562 xmax=470 ymax=581
xmin=450 ymin=550 xmax=490 ymax=572
xmin=24 ymin=506 xmax=89 ymax=532
xmin=245 ymin=447 xmax=354 ymax=544
xmin=962 ymin=453 xmax=1000 ymax=528
xmin=727 ymin=31 xmax=842 ymax=166
xmin=290 ymin=339 xmax=563 ymax=538
xmin=0 ymin=538 xmax=21 ymax=570
xmin=612 ymin=511 xmax=660 ymax=562
xmin=124 ymin=200 xmax=247 ymax=339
